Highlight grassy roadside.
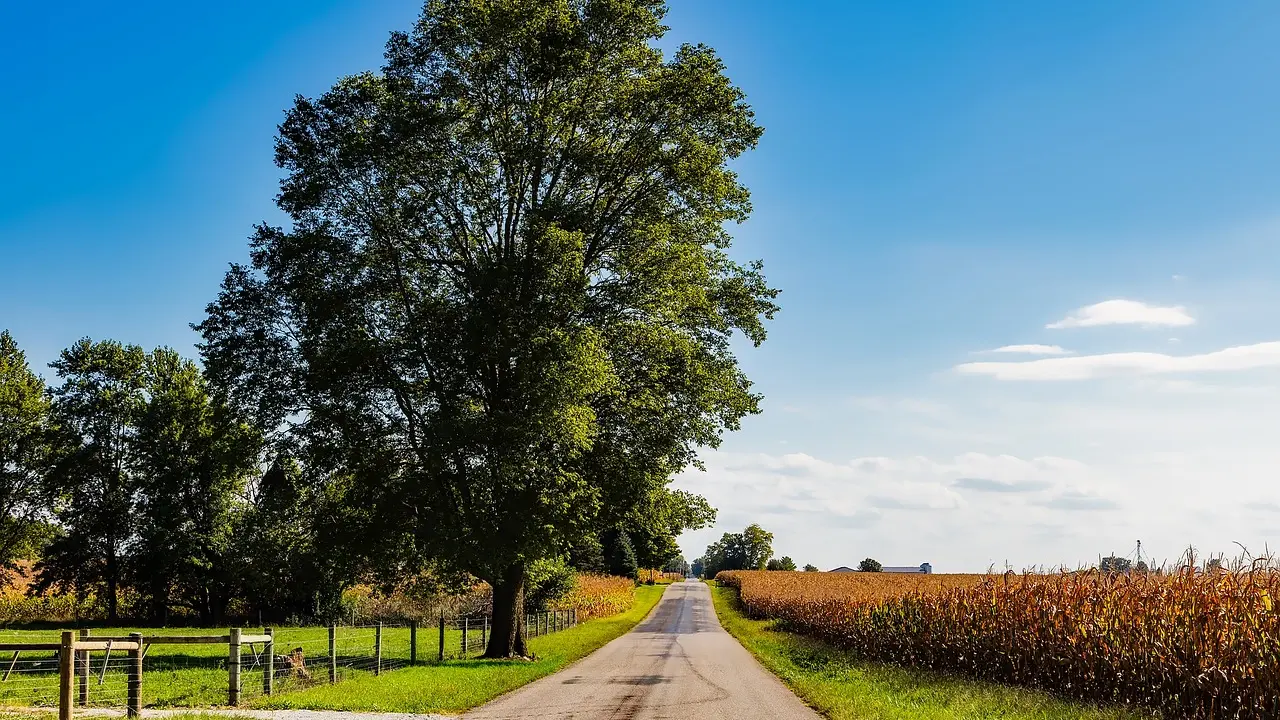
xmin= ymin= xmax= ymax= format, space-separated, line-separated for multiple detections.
xmin=708 ymin=582 xmax=1153 ymax=720
xmin=252 ymin=584 xmax=667 ymax=714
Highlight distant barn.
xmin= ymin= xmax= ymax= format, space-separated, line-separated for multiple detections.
xmin=884 ymin=563 xmax=933 ymax=574
xmin=828 ymin=563 xmax=933 ymax=574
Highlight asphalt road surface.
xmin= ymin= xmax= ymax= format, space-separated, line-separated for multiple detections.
xmin=462 ymin=579 xmax=821 ymax=720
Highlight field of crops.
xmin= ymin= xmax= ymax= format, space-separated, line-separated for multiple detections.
xmin=718 ymin=567 xmax=1280 ymax=719
xmin=552 ymin=574 xmax=635 ymax=621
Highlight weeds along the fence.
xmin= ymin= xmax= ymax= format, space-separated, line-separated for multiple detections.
xmin=435 ymin=609 xmax=579 ymax=660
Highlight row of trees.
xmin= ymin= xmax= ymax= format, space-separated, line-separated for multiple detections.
xmin=0 ymin=332 xmax=349 ymax=622
xmin=694 ymin=524 xmax=818 ymax=576
xmin=0 ymin=330 xmax=718 ymax=623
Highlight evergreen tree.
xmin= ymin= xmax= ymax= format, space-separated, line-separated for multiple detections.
xmin=607 ymin=530 xmax=638 ymax=580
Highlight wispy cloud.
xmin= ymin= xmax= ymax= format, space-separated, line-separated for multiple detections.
xmin=1047 ymin=300 xmax=1194 ymax=329
xmin=953 ymin=476 xmax=1051 ymax=493
xmin=956 ymin=341 xmax=1280 ymax=381
xmin=988 ymin=344 xmax=1071 ymax=355
xmin=1039 ymin=490 xmax=1120 ymax=511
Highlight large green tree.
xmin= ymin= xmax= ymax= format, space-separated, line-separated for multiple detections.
xmin=0 ymin=331 xmax=56 ymax=584
xmin=197 ymin=0 xmax=775 ymax=656
xmin=37 ymin=339 xmax=147 ymax=620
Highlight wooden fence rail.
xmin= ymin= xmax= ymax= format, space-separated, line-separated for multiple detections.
xmin=1 ymin=612 xmax=580 ymax=719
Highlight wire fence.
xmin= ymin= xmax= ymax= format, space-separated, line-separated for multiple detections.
xmin=0 ymin=611 xmax=581 ymax=716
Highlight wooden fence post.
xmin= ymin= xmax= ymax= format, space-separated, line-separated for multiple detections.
xmin=58 ymin=631 xmax=73 ymax=720
xmin=228 ymin=628 xmax=241 ymax=706
xmin=461 ymin=618 xmax=468 ymax=658
xmin=263 ymin=627 xmax=274 ymax=696
xmin=481 ymin=617 xmax=487 ymax=653
xmin=127 ymin=633 xmax=142 ymax=718
xmin=410 ymin=621 xmax=417 ymax=666
xmin=438 ymin=613 xmax=444 ymax=662
xmin=327 ymin=626 xmax=336 ymax=684
xmin=374 ymin=623 xmax=382 ymax=676
xmin=77 ymin=629 xmax=89 ymax=707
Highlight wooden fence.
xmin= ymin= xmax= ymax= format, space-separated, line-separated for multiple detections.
xmin=0 ymin=611 xmax=580 ymax=717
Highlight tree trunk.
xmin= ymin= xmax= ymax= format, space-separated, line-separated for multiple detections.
xmin=483 ymin=562 xmax=528 ymax=658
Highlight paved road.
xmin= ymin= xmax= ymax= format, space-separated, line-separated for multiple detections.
xmin=462 ymin=580 xmax=821 ymax=720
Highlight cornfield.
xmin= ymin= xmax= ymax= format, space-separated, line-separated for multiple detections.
xmin=637 ymin=569 xmax=684 ymax=584
xmin=552 ymin=574 xmax=635 ymax=621
xmin=719 ymin=566 xmax=1280 ymax=719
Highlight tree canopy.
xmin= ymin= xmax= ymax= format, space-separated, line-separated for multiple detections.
xmin=858 ymin=557 xmax=882 ymax=573
xmin=701 ymin=523 xmax=773 ymax=576
xmin=197 ymin=0 xmax=773 ymax=656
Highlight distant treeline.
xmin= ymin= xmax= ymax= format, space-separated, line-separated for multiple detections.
xmin=0 ymin=332 xmax=694 ymax=625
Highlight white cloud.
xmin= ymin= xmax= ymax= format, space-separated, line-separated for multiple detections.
xmin=675 ymin=450 xmax=1125 ymax=571
xmin=955 ymin=341 xmax=1280 ymax=381
xmin=1047 ymin=300 xmax=1194 ymax=329
xmin=988 ymin=344 xmax=1071 ymax=355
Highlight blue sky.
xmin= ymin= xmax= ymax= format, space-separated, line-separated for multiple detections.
xmin=5 ymin=1 xmax=1280 ymax=571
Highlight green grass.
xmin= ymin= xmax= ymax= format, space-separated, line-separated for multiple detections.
xmin=0 ymin=610 xmax=635 ymax=710
xmin=708 ymin=582 xmax=1155 ymax=720
xmin=251 ymin=584 xmax=666 ymax=714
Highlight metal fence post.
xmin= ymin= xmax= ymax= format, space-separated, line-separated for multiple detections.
xmin=58 ymin=631 xmax=73 ymax=720
xmin=263 ymin=627 xmax=274 ymax=696
xmin=410 ymin=621 xmax=417 ymax=666
xmin=374 ymin=623 xmax=382 ymax=676
xmin=438 ymin=612 xmax=444 ymax=662
xmin=228 ymin=628 xmax=241 ymax=706
xmin=127 ymin=633 xmax=142 ymax=718
xmin=77 ymin=629 xmax=89 ymax=707
xmin=327 ymin=626 xmax=336 ymax=684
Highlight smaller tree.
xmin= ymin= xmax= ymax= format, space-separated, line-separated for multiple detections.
xmin=691 ymin=557 xmax=704 ymax=578
xmin=0 ymin=331 xmax=55 ymax=585
xmin=858 ymin=558 xmax=882 ymax=572
xmin=766 ymin=556 xmax=796 ymax=571
xmin=1099 ymin=555 xmax=1132 ymax=573
xmin=802 ymin=564 xmax=819 ymax=572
